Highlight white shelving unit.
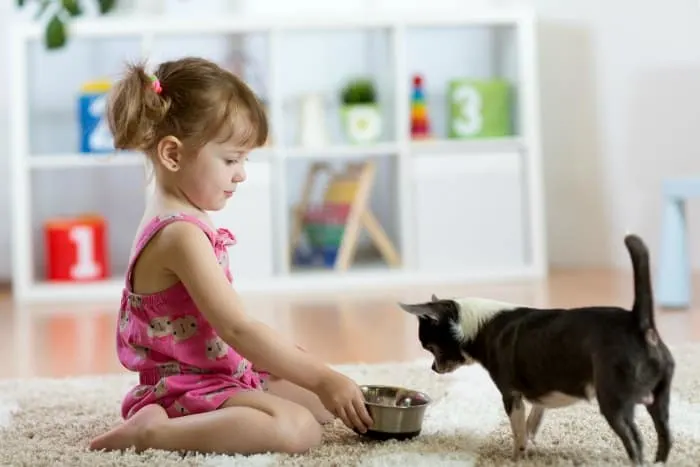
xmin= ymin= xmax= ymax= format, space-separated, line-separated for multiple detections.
xmin=9 ymin=7 xmax=547 ymax=303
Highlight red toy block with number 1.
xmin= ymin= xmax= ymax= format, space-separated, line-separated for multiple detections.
xmin=44 ymin=214 xmax=110 ymax=282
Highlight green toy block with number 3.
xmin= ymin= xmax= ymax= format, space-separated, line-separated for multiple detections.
xmin=447 ymin=78 xmax=512 ymax=139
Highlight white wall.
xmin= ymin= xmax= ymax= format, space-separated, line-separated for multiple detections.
xmin=0 ymin=0 xmax=699 ymax=282
xmin=528 ymin=0 xmax=700 ymax=269
xmin=0 ymin=2 xmax=11 ymax=278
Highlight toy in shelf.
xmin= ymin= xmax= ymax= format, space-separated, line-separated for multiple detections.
xmin=78 ymin=79 xmax=114 ymax=154
xmin=290 ymin=160 xmax=401 ymax=271
xmin=410 ymin=74 xmax=431 ymax=139
xmin=299 ymin=93 xmax=329 ymax=148
xmin=44 ymin=213 xmax=110 ymax=282
xmin=447 ymin=78 xmax=512 ymax=139
xmin=340 ymin=78 xmax=382 ymax=144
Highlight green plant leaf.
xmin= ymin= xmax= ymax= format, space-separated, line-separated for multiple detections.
xmin=62 ymin=0 xmax=82 ymax=16
xmin=341 ymin=78 xmax=377 ymax=104
xmin=97 ymin=0 xmax=116 ymax=14
xmin=45 ymin=13 xmax=67 ymax=50
xmin=17 ymin=0 xmax=26 ymax=7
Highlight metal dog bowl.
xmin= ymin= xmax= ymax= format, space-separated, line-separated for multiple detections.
xmin=355 ymin=385 xmax=431 ymax=440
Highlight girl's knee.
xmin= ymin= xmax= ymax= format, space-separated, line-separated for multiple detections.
xmin=277 ymin=407 xmax=322 ymax=454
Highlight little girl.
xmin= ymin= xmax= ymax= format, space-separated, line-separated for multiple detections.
xmin=88 ymin=56 xmax=372 ymax=456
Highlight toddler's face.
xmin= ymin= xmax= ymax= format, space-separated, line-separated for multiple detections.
xmin=178 ymin=139 xmax=249 ymax=211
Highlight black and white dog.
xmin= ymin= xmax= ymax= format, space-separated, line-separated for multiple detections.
xmin=399 ymin=234 xmax=674 ymax=465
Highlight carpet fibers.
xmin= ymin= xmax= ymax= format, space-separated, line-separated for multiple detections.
xmin=2 ymin=344 xmax=700 ymax=466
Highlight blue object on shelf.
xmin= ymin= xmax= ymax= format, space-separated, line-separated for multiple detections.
xmin=656 ymin=177 xmax=700 ymax=309
xmin=319 ymin=246 xmax=338 ymax=267
xmin=78 ymin=80 xmax=114 ymax=154
xmin=293 ymin=245 xmax=339 ymax=268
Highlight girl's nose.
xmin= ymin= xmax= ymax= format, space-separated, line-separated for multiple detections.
xmin=233 ymin=169 xmax=246 ymax=183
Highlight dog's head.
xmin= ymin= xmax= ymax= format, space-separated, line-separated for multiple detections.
xmin=399 ymin=294 xmax=475 ymax=374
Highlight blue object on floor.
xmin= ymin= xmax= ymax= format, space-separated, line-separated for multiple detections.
xmin=656 ymin=177 xmax=700 ymax=309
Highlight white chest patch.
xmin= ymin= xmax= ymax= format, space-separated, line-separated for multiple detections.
xmin=532 ymin=392 xmax=582 ymax=408
xmin=530 ymin=384 xmax=595 ymax=409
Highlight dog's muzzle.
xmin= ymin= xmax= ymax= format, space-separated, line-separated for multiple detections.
xmin=431 ymin=361 xmax=455 ymax=374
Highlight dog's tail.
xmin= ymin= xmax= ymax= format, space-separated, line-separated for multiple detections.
xmin=625 ymin=233 xmax=656 ymax=332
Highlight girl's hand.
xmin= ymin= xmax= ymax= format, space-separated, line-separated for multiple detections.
xmin=314 ymin=369 xmax=373 ymax=433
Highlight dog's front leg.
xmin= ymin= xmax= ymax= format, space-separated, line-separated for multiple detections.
xmin=503 ymin=393 xmax=527 ymax=460
xmin=526 ymin=406 xmax=545 ymax=445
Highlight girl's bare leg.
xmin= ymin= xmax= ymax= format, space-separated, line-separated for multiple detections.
xmin=265 ymin=378 xmax=334 ymax=425
xmin=89 ymin=390 xmax=322 ymax=455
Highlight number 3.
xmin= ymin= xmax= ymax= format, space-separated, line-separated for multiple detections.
xmin=452 ymin=84 xmax=483 ymax=136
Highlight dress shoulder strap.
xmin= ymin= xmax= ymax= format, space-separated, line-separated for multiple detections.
xmin=124 ymin=212 xmax=217 ymax=292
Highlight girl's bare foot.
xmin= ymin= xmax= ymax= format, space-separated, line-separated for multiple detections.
xmin=89 ymin=404 xmax=168 ymax=453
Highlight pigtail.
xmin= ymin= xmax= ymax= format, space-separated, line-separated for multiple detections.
xmin=106 ymin=61 xmax=171 ymax=151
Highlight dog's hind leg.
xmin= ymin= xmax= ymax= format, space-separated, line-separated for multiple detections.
xmin=598 ymin=394 xmax=643 ymax=465
xmin=503 ymin=393 xmax=527 ymax=461
xmin=647 ymin=369 xmax=673 ymax=463
xmin=526 ymin=406 xmax=545 ymax=445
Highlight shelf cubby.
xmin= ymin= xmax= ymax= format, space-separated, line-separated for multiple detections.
xmin=404 ymin=23 xmax=521 ymax=140
xmin=284 ymin=153 xmax=402 ymax=276
xmin=27 ymin=35 xmax=144 ymax=157
xmin=276 ymin=27 xmax=397 ymax=148
xmin=29 ymin=165 xmax=146 ymax=290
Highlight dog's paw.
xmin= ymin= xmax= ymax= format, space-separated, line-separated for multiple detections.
xmin=511 ymin=444 xmax=527 ymax=462
xmin=526 ymin=428 xmax=540 ymax=447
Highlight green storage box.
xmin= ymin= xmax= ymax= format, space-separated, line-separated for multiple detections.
xmin=447 ymin=78 xmax=512 ymax=139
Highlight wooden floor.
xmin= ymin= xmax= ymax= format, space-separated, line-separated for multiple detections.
xmin=1 ymin=269 xmax=699 ymax=379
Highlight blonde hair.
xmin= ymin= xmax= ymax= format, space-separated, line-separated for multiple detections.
xmin=106 ymin=56 xmax=268 ymax=156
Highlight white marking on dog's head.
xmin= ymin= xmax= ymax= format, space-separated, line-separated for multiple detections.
xmin=452 ymin=297 xmax=520 ymax=341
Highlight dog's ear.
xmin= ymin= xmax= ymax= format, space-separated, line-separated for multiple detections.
xmin=431 ymin=293 xmax=439 ymax=302
xmin=398 ymin=302 xmax=440 ymax=321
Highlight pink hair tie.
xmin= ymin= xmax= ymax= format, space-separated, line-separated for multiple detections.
xmin=150 ymin=74 xmax=162 ymax=94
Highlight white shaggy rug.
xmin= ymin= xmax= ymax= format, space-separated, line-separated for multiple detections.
xmin=2 ymin=344 xmax=700 ymax=466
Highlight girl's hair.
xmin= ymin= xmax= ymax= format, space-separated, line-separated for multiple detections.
xmin=106 ymin=56 xmax=268 ymax=155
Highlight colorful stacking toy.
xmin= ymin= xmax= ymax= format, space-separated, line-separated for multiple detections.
xmin=410 ymin=74 xmax=431 ymax=139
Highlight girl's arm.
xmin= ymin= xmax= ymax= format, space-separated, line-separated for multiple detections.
xmin=158 ymin=221 xmax=372 ymax=432
xmin=159 ymin=221 xmax=327 ymax=388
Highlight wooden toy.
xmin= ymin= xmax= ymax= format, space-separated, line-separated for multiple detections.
xmin=290 ymin=160 xmax=401 ymax=271
xmin=447 ymin=78 xmax=512 ymax=139
xmin=410 ymin=74 xmax=431 ymax=139
xmin=79 ymin=79 xmax=114 ymax=153
xmin=44 ymin=214 xmax=109 ymax=282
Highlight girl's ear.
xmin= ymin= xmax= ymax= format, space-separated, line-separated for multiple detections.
xmin=156 ymin=136 xmax=184 ymax=172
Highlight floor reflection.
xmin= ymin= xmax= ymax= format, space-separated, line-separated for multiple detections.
xmin=1 ymin=269 xmax=700 ymax=378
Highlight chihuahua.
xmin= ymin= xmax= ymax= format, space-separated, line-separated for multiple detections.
xmin=399 ymin=234 xmax=674 ymax=465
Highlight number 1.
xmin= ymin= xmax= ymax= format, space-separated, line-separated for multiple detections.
xmin=69 ymin=225 xmax=102 ymax=279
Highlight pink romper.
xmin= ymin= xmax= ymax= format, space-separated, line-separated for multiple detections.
xmin=116 ymin=213 xmax=269 ymax=420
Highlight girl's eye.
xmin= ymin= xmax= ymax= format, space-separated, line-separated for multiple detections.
xmin=225 ymin=154 xmax=249 ymax=165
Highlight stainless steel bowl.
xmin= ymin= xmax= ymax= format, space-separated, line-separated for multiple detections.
xmin=355 ymin=385 xmax=431 ymax=440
